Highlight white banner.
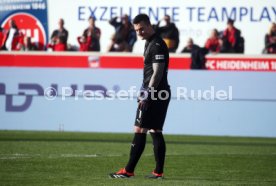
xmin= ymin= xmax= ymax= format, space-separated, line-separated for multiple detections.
xmin=1 ymin=67 xmax=276 ymax=137
xmin=47 ymin=0 xmax=276 ymax=54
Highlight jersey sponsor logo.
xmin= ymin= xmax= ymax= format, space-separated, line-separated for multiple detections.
xmin=155 ymin=55 xmax=164 ymax=60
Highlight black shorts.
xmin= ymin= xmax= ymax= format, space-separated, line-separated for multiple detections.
xmin=134 ymin=89 xmax=171 ymax=130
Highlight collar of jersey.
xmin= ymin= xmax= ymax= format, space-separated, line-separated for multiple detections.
xmin=146 ymin=32 xmax=157 ymax=42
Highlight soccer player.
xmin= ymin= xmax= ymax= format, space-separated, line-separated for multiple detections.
xmin=109 ymin=14 xmax=171 ymax=179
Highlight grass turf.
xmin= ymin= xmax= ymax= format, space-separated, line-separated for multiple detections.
xmin=0 ymin=130 xmax=275 ymax=186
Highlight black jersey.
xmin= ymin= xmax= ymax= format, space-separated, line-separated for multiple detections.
xmin=143 ymin=33 xmax=169 ymax=90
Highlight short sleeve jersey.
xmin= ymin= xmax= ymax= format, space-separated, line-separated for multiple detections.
xmin=143 ymin=33 xmax=169 ymax=90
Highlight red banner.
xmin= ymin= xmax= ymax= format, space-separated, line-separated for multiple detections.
xmin=0 ymin=52 xmax=275 ymax=71
xmin=206 ymin=57 xmax=276 ymax=71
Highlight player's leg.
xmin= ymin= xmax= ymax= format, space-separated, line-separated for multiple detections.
xmin=109 ymin=106 xmax=149 ymax=178
xmin=109 ymin=126 xmax=148 ymax=178
xmin=125 ymin=126 xmax=148 ymax=173
xmin=146 ymin=129 xmax=166 ymax=179
xmin=146 ymin=90 xmax=170 ymax=179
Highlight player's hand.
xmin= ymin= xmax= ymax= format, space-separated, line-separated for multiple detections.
xmin=138 ymin=86 xmax=152 ymax=111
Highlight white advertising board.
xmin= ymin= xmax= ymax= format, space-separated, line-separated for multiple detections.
xmin=47 ymin=0 xmax=276 ymax=54
xmin=1 ymin=67 xmax=276 ymax=137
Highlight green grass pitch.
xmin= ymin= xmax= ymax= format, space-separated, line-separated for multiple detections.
xmin=0 ymin=130 xmax=275 ymax=185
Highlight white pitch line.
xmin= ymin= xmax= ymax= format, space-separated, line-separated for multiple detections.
xmin=61 ymin=154 xmax=98 ymax=158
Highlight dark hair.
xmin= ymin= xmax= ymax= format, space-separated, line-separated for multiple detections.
xmin=213 ymin=28 xmax=219 ymax=36
xmin=88 ymin=16 xmax=96 ymax=21
xmin=59 ymin=18 xmax=64 ymax=24
xmin=227 ymin=18 xmax=234 ymax=25
xmin=133 ymin=14 xmax=151 ymax=25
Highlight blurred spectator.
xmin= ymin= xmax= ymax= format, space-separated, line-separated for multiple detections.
xmin=77 ymin=36 xmax=91 ymax=51
xmin=191 ymin=46 xmax=208 ymax=70
xmin=47 ymin=35 xmax=66 ymax=51
xmin=181 ymin=38 xmax=194 ymax=53
xmin=181 ymin=38 xmax=208 ymax=69
xmin=51 ymin=18 xmax=68 ymax=47
xmin=221 ymin=19 xmax=244 ymax=53
xmin=263 ymin=22 xmax=276 ymax=54
xmin=107 ymin=33 xmax=129 ymax=52
xmin=205 ymin=29 xmax=222 ymax=53
xmin=82 ymin=16 xmax=101 ymax=51
xmin=109 ymin=14 xmax=136 ymax=52
xmin=154 ymin=15 xmax=179 ymax=52
xmin=13 ymin=32 xmax=25 ymax=51
xmin=1 ymin=19 xmax=22 ymax=51
xmin=19 ymin=36 xmax=37 ymax=51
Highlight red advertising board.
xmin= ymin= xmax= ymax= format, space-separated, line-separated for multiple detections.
xmin=206 ymin=57 xmax=276 ymax=71
xmin=0 ymin=52 xmax=275 ymax=71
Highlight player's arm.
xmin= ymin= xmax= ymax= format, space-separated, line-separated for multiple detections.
xmin=148 ymin=62 xmax=165 ymax=89
xmin=139 ymin=42 xmax=166 ymax=111
xmin=139 ymin=60 xmax=165 ymax=111
xmin=148 ymin=43 xmax=166 ymax=89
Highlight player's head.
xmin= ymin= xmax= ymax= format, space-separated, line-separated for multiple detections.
xmin=133 ymin=14 xmax=154 ymax=40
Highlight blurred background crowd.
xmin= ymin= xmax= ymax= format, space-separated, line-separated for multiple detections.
xmin=0 ymin=15 xmax=275 ymax=55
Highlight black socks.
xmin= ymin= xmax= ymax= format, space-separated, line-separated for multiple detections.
xmin=125 ymin=132 xmax=166 ymax=174
xmin=125 ymin=133 xmax=147 ymax=173
xmin=150 ymin=132 xmax=166 ymax=174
